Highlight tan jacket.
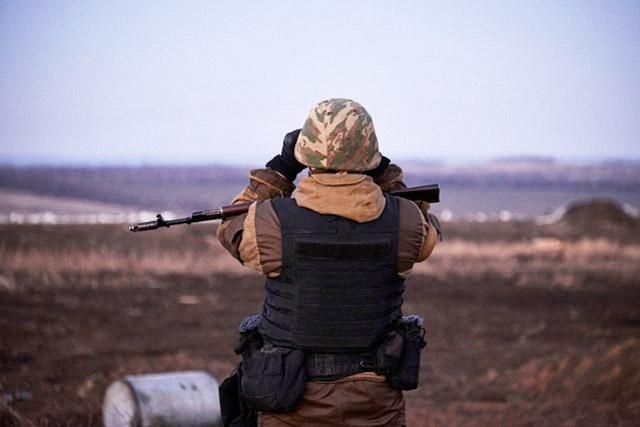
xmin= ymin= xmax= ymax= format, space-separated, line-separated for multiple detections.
xmin=217 ymin=164 xmax=438 ymax=278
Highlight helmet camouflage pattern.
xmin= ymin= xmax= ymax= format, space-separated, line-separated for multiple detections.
xmin=294 ymin=98 xmax=382 ymax=172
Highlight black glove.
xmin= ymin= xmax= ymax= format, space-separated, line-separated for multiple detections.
xmin=266 ymin=129 xmax=306 ymax=181
xmin=428 ymin=212 xmax=443 ymax=241
xmin=366 ymin=155 xmax=391 ymax=178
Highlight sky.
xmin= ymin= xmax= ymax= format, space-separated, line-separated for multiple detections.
xmin=0 ymin=0 xmax=638 ymax=165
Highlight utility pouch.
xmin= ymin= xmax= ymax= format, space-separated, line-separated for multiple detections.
xmin=240 ymin=344 xmax=307 ymax=413
xmin=233 ymin=314 xmax=306 ymax=413
xmin=385 ymin=315 xmax=427 ymax=391
xmin=219 ymin=369 xmax=257 ymax=427
xmin=220 ymin=315 xmax=265 ymax=427
xmin=375 ymin=330 xmax=404 ymax=374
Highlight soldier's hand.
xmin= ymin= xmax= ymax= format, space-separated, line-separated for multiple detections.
xmin=266 ymin=129 xmax=306 ymax=181
xmin=280 ymin=129 xmax=302 ymax=168
xmin=365 ymin=155 xmax=391 ymax=178
xmin=415 ymin=200 xmax=430 ymax=217
xmin=416 ymin=201 xmax=442 ymax=240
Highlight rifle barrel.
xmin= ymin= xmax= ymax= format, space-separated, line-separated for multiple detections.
xmin=129 ymin=184 xmax=439 ymax=232
xmin=391 ymin=184 xmax=439 ymax=203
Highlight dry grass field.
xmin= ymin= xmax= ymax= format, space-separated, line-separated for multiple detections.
xmin=1 ymin=215 xmax=639 ymax=425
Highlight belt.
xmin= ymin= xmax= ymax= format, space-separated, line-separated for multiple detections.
xmin=305 ymin=351 xmax=377 ymax=380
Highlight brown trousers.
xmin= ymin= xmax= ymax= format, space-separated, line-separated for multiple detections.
xmin=258 ymin=378 xmax=405 ymax=427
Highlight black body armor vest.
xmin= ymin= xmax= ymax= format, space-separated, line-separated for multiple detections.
xmin=258 ymin=193 xmax=405 ymax=353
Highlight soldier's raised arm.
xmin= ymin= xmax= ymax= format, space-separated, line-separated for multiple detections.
xmin=216 ymin=130 xmax=303 ymax=264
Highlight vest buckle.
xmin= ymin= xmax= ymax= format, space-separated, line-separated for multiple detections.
xmin=359 ymin=354 xmax=378 ymax=371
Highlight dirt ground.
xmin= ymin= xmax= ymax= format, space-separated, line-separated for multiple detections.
xmin=1 ymin=221 xmax=639 ymax=426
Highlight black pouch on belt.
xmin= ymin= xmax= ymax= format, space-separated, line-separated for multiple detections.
xmin=240 ymin=344 xmax=307 ymax=413
xmin=385 ymin=315 xmax=427 ymax=391
xmin=219 ymin=314 xmax=265 ymax=427
xmin=232 ymin=314 xmax=307 ymax=413
xmin=375 ymin=329 xmax=404 ymax=375
xmin=219 ymin=368 xmax=257 ymax=427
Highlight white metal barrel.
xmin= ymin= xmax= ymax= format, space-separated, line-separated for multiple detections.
xmin=103 ymin=370 xmax=221 ymax=427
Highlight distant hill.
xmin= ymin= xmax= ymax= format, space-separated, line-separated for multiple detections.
xmin=401 ymin=159 xmax=640 ymax=190
xmin=489 ymin=155 xmax=556 ymax=166
xmin=0 ymin=188 xmax=136 ymax=215
xmin=0 ymin=165 xmax=247 ymax=213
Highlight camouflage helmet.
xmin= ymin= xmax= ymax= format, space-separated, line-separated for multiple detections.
xmin=294 ymin=98 xmax=382 ymax=172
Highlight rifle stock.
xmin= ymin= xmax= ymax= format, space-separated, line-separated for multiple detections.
xmin=129 ymin=183 xmax=439 ymax=232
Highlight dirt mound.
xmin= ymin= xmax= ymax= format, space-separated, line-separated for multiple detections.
xmin=553 ymin=199 xmax=639 ymax=241
xmin=562 ymin=199 xmax=637 ymax=228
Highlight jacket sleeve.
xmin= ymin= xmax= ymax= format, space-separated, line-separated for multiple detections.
xmin=382 ymin=164 xmax=440 ymax=277
xmin=216 ymin=168 xmax=292 ymax=275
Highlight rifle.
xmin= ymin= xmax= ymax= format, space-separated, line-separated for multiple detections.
xmin=129 ymin=184 xmax=439 ymax=233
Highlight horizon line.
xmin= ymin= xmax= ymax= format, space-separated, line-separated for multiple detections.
xmin=2 ymin=155 xmax=640 ymax=168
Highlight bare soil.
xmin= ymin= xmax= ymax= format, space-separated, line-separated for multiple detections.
xmin=1 ymin=223 xmax=639 ymax=426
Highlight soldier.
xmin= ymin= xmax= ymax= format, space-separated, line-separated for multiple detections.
xmin=217 ymin=98 xmax=440 ymax=426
